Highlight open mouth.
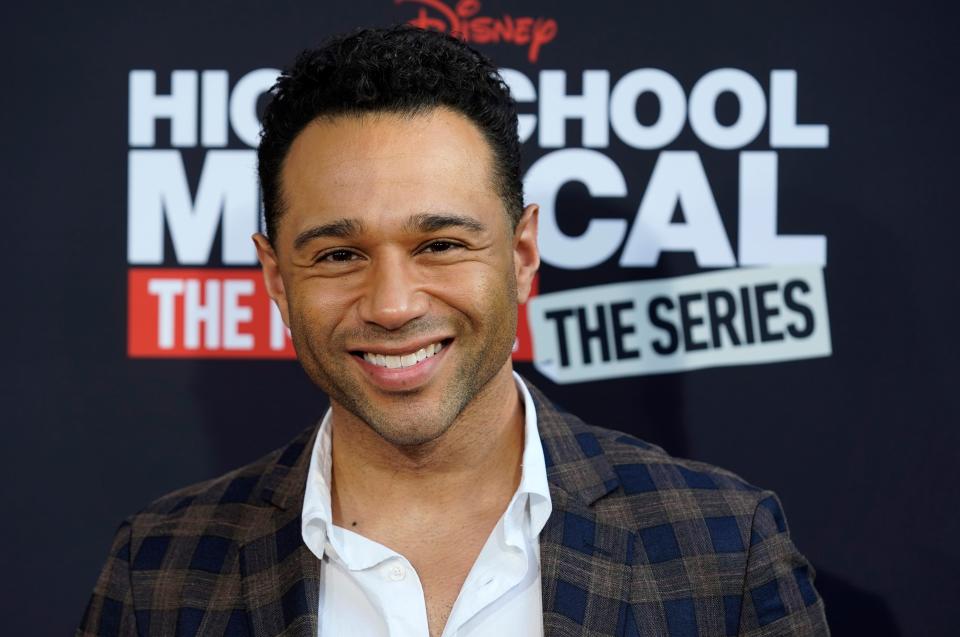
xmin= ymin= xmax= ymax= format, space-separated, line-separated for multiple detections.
xmin=352 ymin=338 xmax=452 ymax=369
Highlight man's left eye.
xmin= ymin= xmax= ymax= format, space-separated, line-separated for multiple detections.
xmin=422 ymin=241 xmax=461 ymax=253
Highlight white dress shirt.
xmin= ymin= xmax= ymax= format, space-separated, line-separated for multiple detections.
xmin=301 ymin=373 xmax=553 ymax=636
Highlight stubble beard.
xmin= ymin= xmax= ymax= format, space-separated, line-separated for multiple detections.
xmin=288 ymin=278 xmax=518 ymax=448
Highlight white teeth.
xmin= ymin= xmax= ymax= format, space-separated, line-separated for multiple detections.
xmin=362 ymin=341 xmax=445 ymax=368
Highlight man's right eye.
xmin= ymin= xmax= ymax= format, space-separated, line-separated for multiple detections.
xmin=318 ymin=249 xmax=359 ymax=263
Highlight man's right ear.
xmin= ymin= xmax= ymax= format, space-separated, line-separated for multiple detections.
xmin=253 ymin=233 xmax=291 ymax=328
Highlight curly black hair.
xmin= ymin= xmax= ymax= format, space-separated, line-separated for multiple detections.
xmin=257 ymin=25 xmax=523 ymax=242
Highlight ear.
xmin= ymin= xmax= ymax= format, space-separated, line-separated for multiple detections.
xmin=512 ymin=204 xmax=540 ymax=304
xmin=253 ymin=233 xmax=291 ymax=328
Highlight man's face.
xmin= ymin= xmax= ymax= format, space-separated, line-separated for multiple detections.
xmin=255 ymin=108 xmax=539 ymax=446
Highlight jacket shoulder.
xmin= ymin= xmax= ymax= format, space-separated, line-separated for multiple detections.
xmin=527 ymin=377 xmax=765 ymax=514
xmin=548 ymin=408 xmax=774 ymax=534
xmin=127 ymin=425 xmax=314 ymax=538
xmin=581 ymin=419 xmax=764 ymax=495
xmin=562 ymin=423 xmax=828 ymax=635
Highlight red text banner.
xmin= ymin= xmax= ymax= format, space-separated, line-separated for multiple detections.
xmin=128 ymin=268 xmax=535 ymax=361
xmin=128 ymin=268 xmax=294 ymax=358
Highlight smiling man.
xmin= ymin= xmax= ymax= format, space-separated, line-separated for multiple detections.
xmin=80 ymin=26 xmax=829 ymax=637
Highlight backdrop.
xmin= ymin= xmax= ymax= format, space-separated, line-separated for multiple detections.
xmin=3 ymin=1 xmax=958 ymax=634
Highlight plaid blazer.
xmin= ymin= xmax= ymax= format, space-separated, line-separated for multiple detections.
xmin=79 ymin=380 xmax=829 ymax=636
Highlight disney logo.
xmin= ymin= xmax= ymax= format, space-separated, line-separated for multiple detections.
xmin=396 ymin=0 xmax=558 ymax=63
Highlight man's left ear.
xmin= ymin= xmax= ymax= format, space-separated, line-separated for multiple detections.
xmin=513 ymin=203 xmax=540 ymax=304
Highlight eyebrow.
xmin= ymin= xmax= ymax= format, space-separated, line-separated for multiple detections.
xmin=291 ymin=212 xmax=487 ymax=251
xmin=402 ymin=213 xmax=487 ymax=235
xmin=293 ymin=218 xmax=365 ymax=251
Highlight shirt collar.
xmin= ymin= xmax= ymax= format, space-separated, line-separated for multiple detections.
xmin=510 ymin=372 xmax=553 ymax=545
xmin=300 ymin=406 xmax=335 ymax=562
xmin=300 ymin=372 xmax=553 ymax=566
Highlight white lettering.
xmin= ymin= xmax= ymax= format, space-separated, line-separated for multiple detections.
xmin=738 ymin=152 xmax=826 ymax=265
xmin=229 ymin=68 xmax=279 ymax=147
xmin=609 ymin=69 xmax=686 ymax=149
xmin=184 ymin=279 xmax=221 ymax=349
xmin=147 ymin=279 xmax=184 ymax=349
xmin=500 ymin=68 xmax=537 ymax=144
xmin=127 ymin=150 xmax=258 ymax=265
xmin=525 ymin=149 xmax=627 ymax=269
xmin=689 ymin=69 xmax=766 ymax=150
xmin=539 ymin=70 xmax=610 ymax=148
xmin=129 ymin=70 xmax=198 ymax=147
xmin=223 ymin=279 xmax=255 ymax=350
xmin=201 ymin=70 xmax=229 ymax=147
xmin=769 ymin=70 xmax=829 ymax=148
xmin=620 ymin=151 xmax=736 ymax=267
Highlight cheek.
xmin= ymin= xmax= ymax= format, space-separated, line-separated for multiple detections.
xmin=432 ymin=266 xmax=516 ymax=327
xmin=287 ymin=280 xmax=356 ymax=339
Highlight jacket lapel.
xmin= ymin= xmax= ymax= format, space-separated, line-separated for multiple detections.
xmin=238 ymin=426 xmax=322 ymax=637
xmin=527 ymin=381 xmax=639 ymax=637
xmin=234 ymin=381 xmax=636 ymax=636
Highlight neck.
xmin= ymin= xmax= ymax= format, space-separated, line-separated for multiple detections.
xmin=328 ymin=365 xmax=524 ymax=525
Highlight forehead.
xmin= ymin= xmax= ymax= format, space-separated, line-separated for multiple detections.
xmin=277 ymin=108 xmax=503 ymax=244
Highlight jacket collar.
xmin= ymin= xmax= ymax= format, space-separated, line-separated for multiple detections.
xmin=238 ymin=376 xmax=631 ymax=636
xmin=238 ymin=425 xmax=321 ymax=636
xmin=249 ymin=376 xmax=623 ymax=513
xmin=524 ymin=378 xmax=638 ymax=637
xmin=255 ymin=425 xmax=319 ymax=512
xmin=523 ymin=379 xmax=621 ymax=506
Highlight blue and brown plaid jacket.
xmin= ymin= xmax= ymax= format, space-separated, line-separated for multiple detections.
xmin=79 ymin=380 xmax=829 ymax=636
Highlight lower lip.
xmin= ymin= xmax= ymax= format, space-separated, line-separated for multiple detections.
xmin=353 ymin=344 xmax=449 ymax=391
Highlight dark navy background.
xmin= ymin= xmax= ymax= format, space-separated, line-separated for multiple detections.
xmin=3 ymin=1 xmax=958 ymax=634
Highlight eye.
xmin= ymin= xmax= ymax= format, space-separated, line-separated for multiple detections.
xmin=317 ymin=248 xmax=361 ymax=263
xmin=421 ymin=240 xmax=463 ymax=254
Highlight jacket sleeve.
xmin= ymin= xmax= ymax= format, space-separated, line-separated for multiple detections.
xmin=738 ymin=492 xmax=830 ymax=636
xmin=76 ymin=519 xmax=139 ymax=636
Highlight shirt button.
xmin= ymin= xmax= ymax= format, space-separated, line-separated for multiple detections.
xmin=387 ymin=564 xmax=406 ymax=581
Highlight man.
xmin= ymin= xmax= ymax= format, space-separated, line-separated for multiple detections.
xmin=80 ymin=26 xmax=829 ymax=637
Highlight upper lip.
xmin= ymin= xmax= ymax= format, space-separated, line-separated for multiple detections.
xmin=348 ymin=337 xmax=451 ymax=356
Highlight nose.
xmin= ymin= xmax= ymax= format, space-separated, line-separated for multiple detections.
xmin=357 ymin=253 xmax=429 ymax=331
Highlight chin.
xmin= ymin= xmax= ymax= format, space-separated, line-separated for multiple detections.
xmin=362 ymin=408 xmax=455 ymax=447
xmin=380 ymin=427 xmax=449 ymax=448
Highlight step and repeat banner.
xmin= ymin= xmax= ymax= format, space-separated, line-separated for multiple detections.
xmin=4 ymin=1 xmax=957 ymax=635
